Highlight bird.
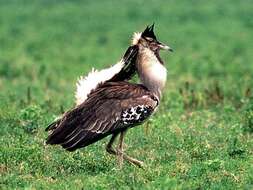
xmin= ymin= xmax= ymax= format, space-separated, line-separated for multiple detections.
xmin=45 ymin=24 xmax=173 ymax=168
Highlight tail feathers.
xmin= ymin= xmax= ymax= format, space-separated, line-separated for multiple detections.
xmin=46 ymin=124 xmax=74 ymax=146
xmin=61 ymin=130 xmax=102 ymax=152
xmin=45 ymin=120 xmax=60 ymax=131
xmin=45 ymin=119 xmax=70 ymax=145
xmin=46 ymin=126 xmax=108 ymax=152
xmin=45 ymin=115 xmax=102 ymax=151
xmin=45 ymin=118 xmax=112 ymax=152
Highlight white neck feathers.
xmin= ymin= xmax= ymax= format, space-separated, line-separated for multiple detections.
xmin=137 ymin=48 xmax=167 ymax=100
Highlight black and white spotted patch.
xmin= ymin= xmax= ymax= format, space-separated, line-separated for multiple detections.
xmin=121 ymin=105 xmax=153 ymax=125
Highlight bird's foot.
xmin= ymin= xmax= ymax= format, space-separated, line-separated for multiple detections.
xmin=116 ymin=149 xmax=144 ymax=168
xmin=126 ymin=156 xmax=144 ymax=168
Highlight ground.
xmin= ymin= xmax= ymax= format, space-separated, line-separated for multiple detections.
xmin=0 ymin=0 xmax=253 ymax=189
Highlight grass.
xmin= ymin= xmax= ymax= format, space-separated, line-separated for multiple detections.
xmin=0 ymin=0 xmax=253 ymax=189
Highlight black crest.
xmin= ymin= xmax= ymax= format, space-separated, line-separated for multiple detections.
xmin=141 ymin=24 xmax=157 ymax=40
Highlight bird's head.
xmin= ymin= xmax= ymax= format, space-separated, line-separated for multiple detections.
xmin=132 ymin=24 xmax=173 ymax=53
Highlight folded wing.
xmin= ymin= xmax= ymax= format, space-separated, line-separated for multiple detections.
xmin=46 ymin=82 xmax=158 ymax=151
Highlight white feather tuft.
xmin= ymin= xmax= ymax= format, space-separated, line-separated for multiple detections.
xmin=75 ymin=60 xmax=124 ymax=105
xmin=132 ymin=32 xmax=142 ymax=45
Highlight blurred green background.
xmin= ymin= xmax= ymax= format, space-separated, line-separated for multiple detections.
xmin=0 ymin=0 xmax=252 ymax=189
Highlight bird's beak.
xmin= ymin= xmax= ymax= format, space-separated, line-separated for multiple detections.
xmin=158 ymin=42 xmax=173 ymax=52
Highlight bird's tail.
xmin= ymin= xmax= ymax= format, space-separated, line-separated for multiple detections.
xmin=45 ymin=118 xmax=65 ymax=145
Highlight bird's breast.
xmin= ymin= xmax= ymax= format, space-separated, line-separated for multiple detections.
xmin=137 ymin=48 xmax=167 ymax=99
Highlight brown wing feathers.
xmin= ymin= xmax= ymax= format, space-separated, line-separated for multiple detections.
xmin=46 ymin=97 xmax=118 ymax=151
xmin=46 ymin=82 xmax=157 ymax=151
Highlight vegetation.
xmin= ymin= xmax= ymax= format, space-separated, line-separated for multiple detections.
xmin=0 ymin=0 xmax=252 ymax=189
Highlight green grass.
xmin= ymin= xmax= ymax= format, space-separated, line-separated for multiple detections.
xmin=0 ymin=0 xmax=253 ymax=189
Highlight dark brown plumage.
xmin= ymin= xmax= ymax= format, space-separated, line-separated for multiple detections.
xmin=46 ymin=82 xmax=158 ymax=151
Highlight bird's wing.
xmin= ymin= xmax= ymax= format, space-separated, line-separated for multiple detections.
xmin=107 ymin=45 xmax=138 ymax=82
xmin=46 ymin=82 xmax=158 ymax=151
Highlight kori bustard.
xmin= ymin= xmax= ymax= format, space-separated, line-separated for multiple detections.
xmin=46 ymin=24 xmax=172 ymax=167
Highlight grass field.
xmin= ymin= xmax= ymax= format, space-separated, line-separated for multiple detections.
xmin=0 ymin=0 xmax=253 ymax=189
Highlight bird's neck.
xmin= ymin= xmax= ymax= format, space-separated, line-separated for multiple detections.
xmin=137 ymin=48 xmax=167 ymax=100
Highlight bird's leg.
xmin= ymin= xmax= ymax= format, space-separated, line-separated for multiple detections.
xmin=106 ymin=132 xmax=125 ymax=168
xmin=117 ymin=131 xmax=125 ymax=168
xmin=106 ymin=133 xmax=118 ymax=155
xmin=120 ymin=151 xmax=144 ymax=168
xmin=116 ymin=131 xmax=144 ymax=168
xmin=106 ymin=132 xmax=144 ymax=168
